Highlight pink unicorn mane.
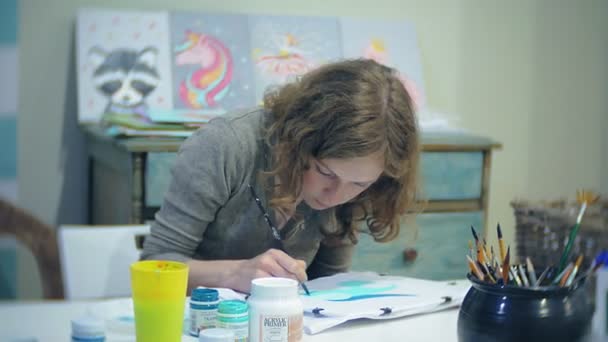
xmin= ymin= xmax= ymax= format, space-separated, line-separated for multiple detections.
xmin=178 ymin=32 xmax=233 ymax=108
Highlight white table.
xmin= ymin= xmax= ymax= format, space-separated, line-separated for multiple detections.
xmin=0 ymin=300 xmax=459 ymax=341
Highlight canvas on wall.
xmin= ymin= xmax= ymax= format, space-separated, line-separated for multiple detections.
xmin=77 ymin=9 xmax=174 ymax=123
xmin=340 ymin=18 xmax=427 ymax=110
xmin=76 ymin=9 xmax=427 ymax=124
xmin=248 ymin=15 xmax=342 ymax=103
xmin=170 ymin=12 xmax=256 ymax=114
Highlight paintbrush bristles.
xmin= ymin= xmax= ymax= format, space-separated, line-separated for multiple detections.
xmin=471 ymin=226 xmax=480 ymax=243
xmin=476 ymin=241 xmax=485 ymax=264
xmin=576 ymin=189 xmax=600 ymax=205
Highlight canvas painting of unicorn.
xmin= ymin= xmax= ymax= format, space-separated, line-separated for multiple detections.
xmin=170 ymin=12 xmax=255 ymax=113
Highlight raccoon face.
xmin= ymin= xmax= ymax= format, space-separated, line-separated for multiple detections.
xmin=89 ymin=46 xmax=160 ymax=108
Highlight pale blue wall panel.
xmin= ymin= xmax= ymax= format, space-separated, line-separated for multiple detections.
xmin=0 ymin=0 xmax=18 ymax=45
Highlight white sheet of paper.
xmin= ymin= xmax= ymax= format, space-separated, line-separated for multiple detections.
xmin=300 ymin=272 xmax=470 ymax=334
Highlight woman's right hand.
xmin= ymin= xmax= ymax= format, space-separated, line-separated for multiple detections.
xmin=228 ymin=249 xmax=308 ymax=293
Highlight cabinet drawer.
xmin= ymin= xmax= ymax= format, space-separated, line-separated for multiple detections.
xmin=350 ymin=212 xmax=483 ymax=280
xmin=146 ymin=152 xmax=177 ymax=207
xmin=420 ymin=152 xmax=483 ymax=200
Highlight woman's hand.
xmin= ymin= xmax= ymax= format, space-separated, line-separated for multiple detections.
xmin=227 ymin=249 xmax=308 ymax=293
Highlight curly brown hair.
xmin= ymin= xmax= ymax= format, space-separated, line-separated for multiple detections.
xmin=262 ymin=58 xmax=420 ymax=243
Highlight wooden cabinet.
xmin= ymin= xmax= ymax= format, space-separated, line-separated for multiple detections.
xmin=84 ymin=126 xmax=500 ymax=279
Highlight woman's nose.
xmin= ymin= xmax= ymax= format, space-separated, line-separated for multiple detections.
xmin=323 ymin=181 xmax=347 ymax=205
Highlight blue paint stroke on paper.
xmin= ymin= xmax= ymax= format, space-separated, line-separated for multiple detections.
xmin=309 ymin=279 xmax=416 ymax=301
xmin=327 ymin=293 xmax=414 ymax=302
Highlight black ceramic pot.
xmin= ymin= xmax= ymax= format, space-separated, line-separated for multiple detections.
xmin=458 ymin=273 xmax=594 ymax=342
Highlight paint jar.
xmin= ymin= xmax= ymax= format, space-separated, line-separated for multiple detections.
xmin=71 ymin=315 xmax=106 ymax=341
xmin=217 ymin=300 xmax=249 ymax=342
xmin=247 ymin=277 xmax=303 ymax=342
xmin=198 ymin=328 xmax=235 ymax=342
xmin=190 ymin=287 xmax=220 ymax=336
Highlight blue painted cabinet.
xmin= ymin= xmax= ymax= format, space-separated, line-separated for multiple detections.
xmin=351 ymin=212 xmax=483 ymax=280
xmin=421 ymin=152 xmax=482 ymax=200
xmin=85 ymin=127 xmax=500 ymax=280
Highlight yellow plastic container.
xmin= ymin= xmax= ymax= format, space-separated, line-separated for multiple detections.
xmin=130 ymin=260 xmax=189 ymax=342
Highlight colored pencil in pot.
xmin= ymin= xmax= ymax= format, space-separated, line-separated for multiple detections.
xmin=565 ymin=255 xmax=584 ymax=287
xmin=517 ymin=264 xmax=530 ymax=287
xmin=483 ymin=238 xmax=491 ymax=263
xmin=467 ymin=255 xmax=485 ymax=280
xmin=510 ymin=266 xmax=522 ymax=286
xmin=490 ymin=246 xmax=498 ymax=269
xmin=502 ymin=247 xmax=510 ymax=283
xmin=534 ymin=265 xmax=553 ymax=287
xmin=475 ymin=258 xmax=496 ymax=284
xmin=526 ymin=257 xmax=538 ymax=286
xmin=497 ymin=223 xmax=506 ymax=263
xmin=494 ymin=265 xmax=503 ymax=281
xmin=476 ymin=241 xmax=485 ymax=264
xmin=554 ymin=262 xmax=573 ymax=286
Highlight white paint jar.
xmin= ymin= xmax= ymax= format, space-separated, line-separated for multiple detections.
xmin=247 ymin=277 xmax=303 ymax=342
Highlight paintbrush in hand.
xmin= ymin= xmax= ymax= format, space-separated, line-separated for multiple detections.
xmin=248 ymin=184 xmax=311 ymax=295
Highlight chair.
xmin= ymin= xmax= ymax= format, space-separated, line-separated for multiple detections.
xmin=58 ymin=224 xmax=149 ymax=299
xmin=0 ymin=198 xmax=64 ymax=299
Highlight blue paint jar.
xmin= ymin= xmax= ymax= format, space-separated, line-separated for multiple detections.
xmin=70 ymin=316 xmax=105 ymax=341
xmin=190 ymin=287 xmax=220 ymax=337
xmin=217 ymin=300 xmax=249 ymax=342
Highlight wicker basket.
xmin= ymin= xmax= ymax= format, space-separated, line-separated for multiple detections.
xmin=511 ymin=199 xmax=608 ymax=270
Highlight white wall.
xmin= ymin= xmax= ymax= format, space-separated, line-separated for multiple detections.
xmin=604 ymin=112 xmax=608 ymax=195
xmin=18 ymin=0 xmax=608 ymax=298
xmin=527 ymin=1 xmax=607 ymax=199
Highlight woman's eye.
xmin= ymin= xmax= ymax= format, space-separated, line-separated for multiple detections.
xmin=315 ymin=164 xmax=333 ymax=177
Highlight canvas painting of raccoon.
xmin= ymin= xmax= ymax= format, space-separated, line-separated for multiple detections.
xmin=88 ymin=46 xmax=160 ymax=119
xmin=77 ymin=9 xmax=173 ymax=123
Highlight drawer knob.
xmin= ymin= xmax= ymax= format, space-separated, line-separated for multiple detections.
xmin=403 ymin=248 xmax=418 ymax=263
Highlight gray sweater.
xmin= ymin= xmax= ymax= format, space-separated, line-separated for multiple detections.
xmin=141 ymin=108 xmax=354 ymax=279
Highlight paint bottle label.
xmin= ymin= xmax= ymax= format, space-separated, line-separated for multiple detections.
xmin=259 ymin=314 xmax=302 ymax=342
xmin=189 ymin=288 xmax=220 ymax=336
xmin=248 ymin=278 xmax=303 ymax=342
xmin=218 ymin=318 xmax=249 ymax=342
xmin=217 ymin=299 xmax=249 ymax=342
xmin=191 ymin=307 xmax=218 ymax=334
